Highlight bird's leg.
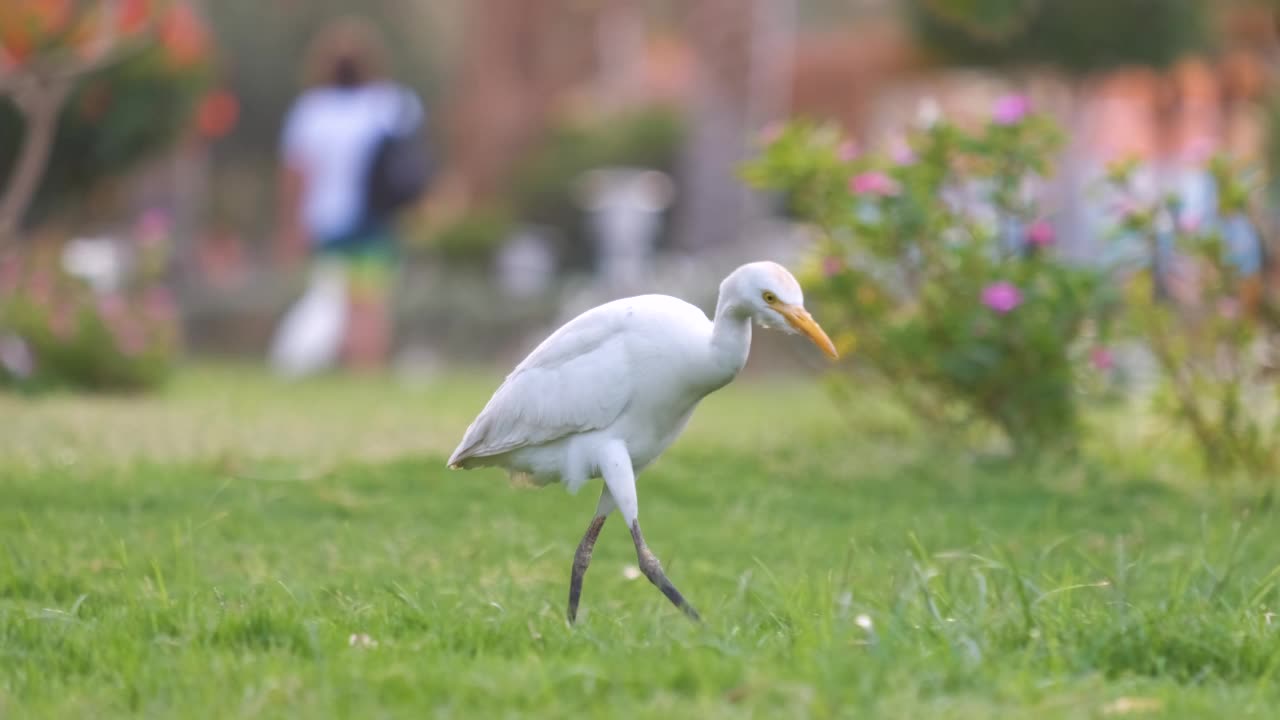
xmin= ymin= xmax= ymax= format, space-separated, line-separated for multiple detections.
xmin=568 ymin=488 xmax=615 ymax=624
xmin=567 ymin=516 xmax=606 ymax=623
xmin=597 ymin=439 xmax=700 ymax=622
xmin=629 ymin=520 xmax=701 ymax=621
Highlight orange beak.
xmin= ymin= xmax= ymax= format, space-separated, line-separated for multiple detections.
xmin=779 ymin=304 xmax=838 ymax=360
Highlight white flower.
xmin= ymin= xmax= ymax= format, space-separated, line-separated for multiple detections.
xmin=855 ymin=614 xmax=873 ymax=631
xmin=916 ymin=97 xmax=942 ymax=128
xmin=348 ymin=633 xmax=377 ymax=648
xmin=1102 ymin=697 xmax=1163 ymax=715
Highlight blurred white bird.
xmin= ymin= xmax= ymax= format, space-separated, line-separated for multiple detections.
xmin=448 ymin=261 xmax=837 ymax=622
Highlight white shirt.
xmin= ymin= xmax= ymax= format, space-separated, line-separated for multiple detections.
xmin=281 ymin=82 xmax=422 ymax=243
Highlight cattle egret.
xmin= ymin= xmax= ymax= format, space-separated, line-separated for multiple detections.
xmin=448 ymin=261 xmax=837 ymax=622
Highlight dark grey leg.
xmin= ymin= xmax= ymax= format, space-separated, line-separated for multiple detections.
xmin=630 ymin=521 xmax=701 ymax=621
xmin=567 ymin=514 xmax=607 ymax=623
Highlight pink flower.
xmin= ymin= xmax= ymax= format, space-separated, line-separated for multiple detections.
xmin=143 ymin=286 xmax=176 ymax=322
xmin=822 ymin=255 xmax=844 ymax=277
xmin=758 ymin=122 xmax=784 ymax=145
xmin=993 ymin=94 xmax=1031 ymax=125
xmin=1218 ymin=298 xmax=1241 ymax=320
xmin=96 ymin=293 xmax=127 ymax=320
xmin=837 ymin=140 xmax=860 ymax=162
xmin=850 ymin=171 xmax=900 ymax=197
xmin=1026 ymin=220 xmax=1055 ymax=248
xmin=1178 ymin=214 xmax=1201 ymax=234
xmin=1090 ymin=346 xmax=1115 ymax=372
xmin=137 ymin=208 xmax=171 ymax=242
xmin=890 ymin=137 xmax=916 ymax=165
xmin=981 ymin=281 xmax=1023 ymax=314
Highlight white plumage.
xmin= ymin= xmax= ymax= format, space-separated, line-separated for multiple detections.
xmin=448 ymin=261 xmax=837 ymax=622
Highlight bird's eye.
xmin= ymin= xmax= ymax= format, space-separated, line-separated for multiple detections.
xmin=762 ymin=292 xmax=778 ymax=304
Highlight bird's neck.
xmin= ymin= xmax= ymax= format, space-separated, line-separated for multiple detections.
xmin=709 ymin=298 xmax=752 ymax=379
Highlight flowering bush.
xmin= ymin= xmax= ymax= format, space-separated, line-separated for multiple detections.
xmin=0 ymin=1 xmax=215 ymax=230
xmin=0 ymin=212 xmax=180 ymax=392
xmin=1105 ymin=157 xmax=1280 ymax=475
xmin=744 ymin=99 xmax=1113 ymax=454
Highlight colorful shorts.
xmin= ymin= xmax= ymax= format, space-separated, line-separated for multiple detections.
xmin=315 ymin=227 xmax=398 ymax=301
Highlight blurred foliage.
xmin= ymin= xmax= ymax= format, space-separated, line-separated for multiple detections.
xmin=416 ymin=207 xmax=513 ymax=270
xmin=508 ymin=106 xmax=684 ymax=270
xmin=405 ymin=106 xmax=683 ymax=274
xmin=1105 ymin=158 xmax=1280 ymax=475
xmin=0 ymin=3 xmax=213 ymax=228
xmin=744 ymin=102 xmax=1115 ymax=455
xmin=907 ymin=0 xmax=1211 ymax=74
xmin=1266 ymin=94 xmax=1280 ymax=209
xmin=0 ymin=216 xmax=180 ymax=392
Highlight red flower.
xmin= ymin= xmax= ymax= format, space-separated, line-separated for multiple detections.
xmin=0 ymin=0 xmax=72 ymax=65
xmin=118 ymin=0 xmax=151 ymax=36
xmin=159 ymin=3 xmax=209 ymax=67
xmin=195 ymin=90 xmax=239 ymax=139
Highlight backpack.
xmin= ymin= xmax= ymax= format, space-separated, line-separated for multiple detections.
xmin=363 ymin=90 xmax=433 ymax=224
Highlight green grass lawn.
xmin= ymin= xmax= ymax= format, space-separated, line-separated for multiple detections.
xmin=2 ymin=367 xmax=1280 ymax=718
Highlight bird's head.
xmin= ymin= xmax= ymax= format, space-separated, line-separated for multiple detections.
xmin=721 ymin=261 xmax=838 ymax=359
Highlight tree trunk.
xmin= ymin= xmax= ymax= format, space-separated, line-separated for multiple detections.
xmin=439 ymin=0 xmax=598 ymax=204
xmin=594 ymin=0 xmax=646 ymax=115
xmin=672 ymin=0 xmax=758 ymax=251
xmin=0 ymin=82 xmax=69 ymax=248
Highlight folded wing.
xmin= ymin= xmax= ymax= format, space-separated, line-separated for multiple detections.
xmin=447 ymin=308 xmax=633 ymax=467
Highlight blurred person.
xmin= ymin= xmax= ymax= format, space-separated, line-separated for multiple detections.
xmin=276 ymin=16 xmax=427 ymax=372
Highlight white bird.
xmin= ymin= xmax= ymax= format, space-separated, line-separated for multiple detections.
xmin=448 ymin=261 xmax=837 ymax=622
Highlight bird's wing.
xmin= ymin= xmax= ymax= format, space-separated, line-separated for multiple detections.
xmin=448 ymin=306 xmax=633 ymax=467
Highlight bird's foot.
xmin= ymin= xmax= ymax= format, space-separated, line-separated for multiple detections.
xmin=637 ymin=546 xmax=701 ymax=622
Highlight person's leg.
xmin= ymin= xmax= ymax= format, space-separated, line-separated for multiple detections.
xmin=341 ymin=253 xmax=395 ymax=372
